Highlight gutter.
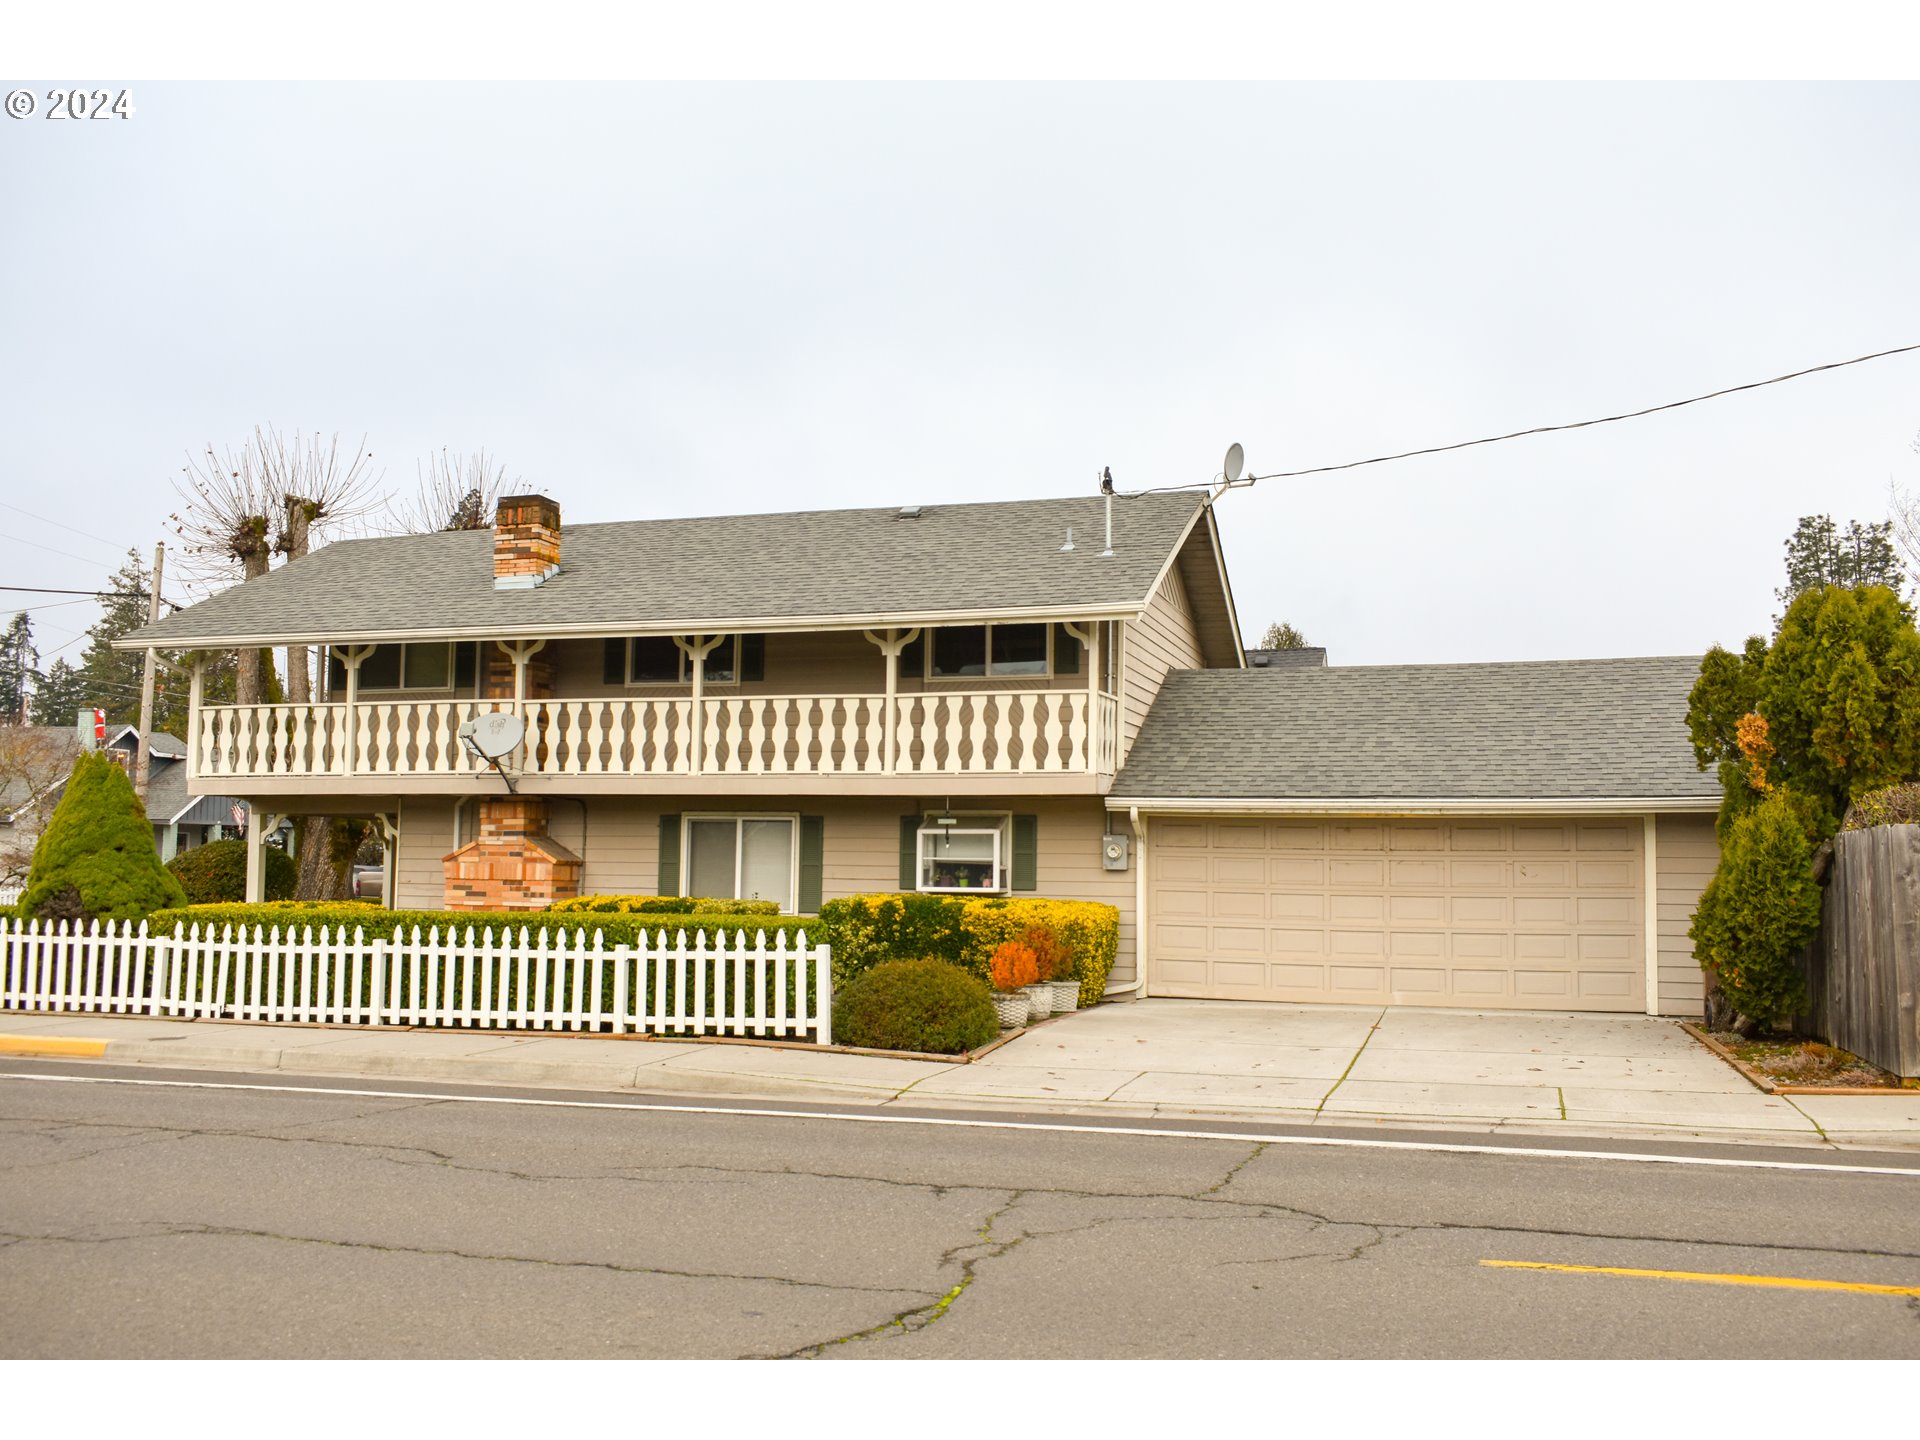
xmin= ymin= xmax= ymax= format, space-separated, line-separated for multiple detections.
xmin=1102 ymin=803 xmax=1148 ymax=1001
xmin=1104 ymin=795 xmax=1720 ymax=816
xmin=112 ymin=602 xmax=1149 ymax=652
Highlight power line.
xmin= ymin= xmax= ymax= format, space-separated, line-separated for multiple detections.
xmin=1125 ymin=340 xmax=1920 ymax=496
xmin=0 ymin=501 xmax=135 ymax=560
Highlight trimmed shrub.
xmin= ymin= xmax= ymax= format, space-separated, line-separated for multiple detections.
xmin=21 ymin=752 xmax=187 ymax=922
xmin=1689 ymin=790 xmax=1822 ymax=1029
xmin=813 ymin=892 xmax=1121 ymax=1007
xmin=989 ymin=941 xmax=1038 ymax=992
xmin=548 ymin=895 xmax=781 ymax=916
xmin=814 ymin=893 xmax=969 ymax=987
xmin=960 ymin=898 xmax=1119 ymax=1009
xmin=832 ymin=959 xmax=997 ymax=1055
xmin=1018 ymin=923 xmax=1071 ymax=983
xmin=146 ymin=901 xmax=815 ymax=951
xmin=166 ymin=838 xmax=296 ymax=904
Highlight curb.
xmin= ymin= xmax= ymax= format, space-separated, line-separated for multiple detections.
xmin=0 ymin=1034 xmax=109 ymax=1059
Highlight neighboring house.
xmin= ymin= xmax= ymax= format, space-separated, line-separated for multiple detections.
xmin=0 ymin=718 xmax=245 ymax=879
xmin=119 ymin=490 xmax=1722 ymax=1018
xmin=1243 ymin=645 xmax=1327 ymax=668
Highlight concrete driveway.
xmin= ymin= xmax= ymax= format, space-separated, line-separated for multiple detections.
xmin=903 ymin=999 xmax=1913 ymax=1146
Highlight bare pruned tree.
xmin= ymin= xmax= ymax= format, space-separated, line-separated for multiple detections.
xmin=1895 ymin=430 xmax=1920 ymax=595
xmin=171 ymin=440 xmax=277 ymax=703
xmin=387 ymin=448 xmax=517 ymax=534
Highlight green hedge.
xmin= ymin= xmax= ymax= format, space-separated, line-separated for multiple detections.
xmin=547 ymin=895 xmax=781 ymax=916
xmin=166 ymin=838 xmax=297 ymax=904
xmin=147 ymin=901 xmax=817 ymax=950
xmin=813 ymin=893 xmax=1120 ymax=1006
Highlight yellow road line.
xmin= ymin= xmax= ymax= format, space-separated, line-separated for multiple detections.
xmin=1481 ymin=1259 xmax=1920 ymax=1298
xmin=0 ymin=1035 xmax=109 ymax=1058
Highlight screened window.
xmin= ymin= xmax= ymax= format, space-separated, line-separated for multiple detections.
xmin=684 ymin=816 xmax=796 ymax=911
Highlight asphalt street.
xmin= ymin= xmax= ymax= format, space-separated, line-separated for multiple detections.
xmin=2 ymin=1060 xmax=1918 ymax=1359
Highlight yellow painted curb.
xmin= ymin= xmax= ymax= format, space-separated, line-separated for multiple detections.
xmin=0 ymin=1034 xmax=110 ymax=1058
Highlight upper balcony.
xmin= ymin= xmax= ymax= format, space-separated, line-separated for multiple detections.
xmin=187 ymin=627 xmax=1123 ymax=797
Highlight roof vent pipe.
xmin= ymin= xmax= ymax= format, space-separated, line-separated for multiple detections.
xmin=1098 ymin=466 xmax=1115 ymax=558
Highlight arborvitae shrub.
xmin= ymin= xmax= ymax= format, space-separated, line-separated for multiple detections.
xmin=832 ymin=959 xmax=998 ymax=1054
xmin=166 ymin=838 xmax=296 ymax=904
xmin=21 ymin=752 xmax=187 ymax=923
xmin=1689 ymin=789 xmax=1822 ymax=1028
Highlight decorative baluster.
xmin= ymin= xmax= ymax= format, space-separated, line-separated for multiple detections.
xmin=766 ymin=698 xmax=790 ymax=774
xmin=964 ymin=694 xmax=988 ymax=773
xmin=990 ymin=693 xmax=1014 ymax=772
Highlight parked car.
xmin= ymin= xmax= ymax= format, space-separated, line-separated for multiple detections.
xmin=350 ymin=864 xmax=384 ymax=901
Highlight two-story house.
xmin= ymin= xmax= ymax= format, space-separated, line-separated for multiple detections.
xmin=121 ymin=490 xmax=1722 ymax=1018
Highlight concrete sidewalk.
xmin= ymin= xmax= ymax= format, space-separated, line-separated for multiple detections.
xmin=3 ymin=999 xmax=1917 ymax=1151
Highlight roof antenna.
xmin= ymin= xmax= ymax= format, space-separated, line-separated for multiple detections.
xmin=1099 ymin=467 xmax=1115 ymax=557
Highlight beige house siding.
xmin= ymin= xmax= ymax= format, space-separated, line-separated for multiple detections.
xmin=1120 ymin=567 xmax=1205 ymax=763
xmin=1654 ymin=812 xmax=1718 ymax=1019
xmin=391 ymin=792 xmax=1137 ymax=966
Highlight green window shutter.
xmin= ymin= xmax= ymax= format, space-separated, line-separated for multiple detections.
xmin=1011 ymin=814 xmax=1039 ymax=892
xmin=604 ymin=638 xmax=628 ymax=685
xmin=798 ymin=816 xmax=824 ymax=913
xmin=741 ymin=633 xmax=766 ymax=682
xmin=900 ymin=816 xmax=920 ymax=891
xmin=658 ymin=813 xmax=682 ymax=897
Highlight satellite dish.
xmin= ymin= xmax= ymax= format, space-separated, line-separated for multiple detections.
xmin=1223 ymin=442 xmax=1245 ymax=485
xmin=459 ymin=711 xmax=526 ymax=761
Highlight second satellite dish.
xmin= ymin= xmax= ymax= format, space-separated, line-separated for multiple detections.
xmin=1223 ymin=442 xmax=1245 ymax=485
xmin=459 ymin=711 xmax=527 ymax=761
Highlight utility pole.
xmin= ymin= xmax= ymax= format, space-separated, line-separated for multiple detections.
xmin=134 ymin=541 xmax=164 ymax=804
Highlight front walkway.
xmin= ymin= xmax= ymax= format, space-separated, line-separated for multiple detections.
xmin=4 ymin=999 xmax=1917 ymax=1150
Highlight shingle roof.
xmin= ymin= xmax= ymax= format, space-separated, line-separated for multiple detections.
xmin=1112 ymin=656 xmax=1719 ymax=803
xmin=123 ymin=492 xmax=1210 ymax=648
xmin=1244 ymin=647 xmax=1327 ymax=668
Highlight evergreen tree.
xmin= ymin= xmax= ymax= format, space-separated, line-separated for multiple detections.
xmin=0 ymin=612 xmax=36 ymax=723
xmin=1776 ymin=514 xmax=1904 ymax=615
xmin=20 ymin=750 xmax=187 ymax=922
xmin=30 ymin=657 xmax=88 ymax=729
xmin=75 ymin=551 xmax=153 ymax=727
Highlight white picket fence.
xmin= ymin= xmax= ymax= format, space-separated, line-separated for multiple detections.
xmin=0 ymin=885 xmax=20 ymax=908
xmin=0 ymin=916 xmax=832 ymax=1044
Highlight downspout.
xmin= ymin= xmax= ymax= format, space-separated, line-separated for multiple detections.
xmin=1103 ymin=803 xmax=1148 ymax=999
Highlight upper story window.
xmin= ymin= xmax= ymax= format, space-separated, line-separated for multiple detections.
xmin=330 ymin=642 xmax=476 ymax=694
xmin=916 ymin=623 xmax=1080 ymax=680
xmin=616 ymin=634 xmax=763 ymax=686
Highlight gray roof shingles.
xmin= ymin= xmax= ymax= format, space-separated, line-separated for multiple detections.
xmin=1112 ymin=656 xmax=1719 ymax=802
xmin=126 ymin=492 xmax=1208 ymax=648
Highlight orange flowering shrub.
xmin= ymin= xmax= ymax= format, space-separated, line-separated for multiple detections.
xmin=1018 ymin=924 xmax=1074 ymax=984
xmin=988 ymin=941 xmax=1039 ymax=992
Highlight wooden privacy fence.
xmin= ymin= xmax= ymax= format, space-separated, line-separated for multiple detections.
xmin=1799 ymin=825 xmax=1920 ymax=1078
xmin=0 ymin=917 xmax=832 ymax=1045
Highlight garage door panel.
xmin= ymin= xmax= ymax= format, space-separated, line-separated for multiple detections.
xmin=1150 ymin=816 xmax=1644 ymax=1012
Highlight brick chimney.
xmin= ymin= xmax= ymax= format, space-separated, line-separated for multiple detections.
xmin=493 ymin=494 xmax=561 ymax=590
xmin=442 ymin=798 xmax=583 ymax=910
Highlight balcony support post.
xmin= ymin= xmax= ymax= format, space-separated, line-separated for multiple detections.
xmin=1065 ymin=622 xmax=1098 ymax=771
xmin=335 ymin=645 xmax=376 ymax=775
xmin=244 ymin=807 xmax=284 ymax=903
xmin=677 ymin=635 xmax=724 ymax=773
xmin=864 ymin=628 xmax=920 ymax=775
xmin=187 ymin=656 xmax=205 ymax=782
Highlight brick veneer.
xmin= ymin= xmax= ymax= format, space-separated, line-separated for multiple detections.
xmin=442 ymin=797 xmax=582 ymax=910
xmin=493 ymin=494 xmax=561 ymax=589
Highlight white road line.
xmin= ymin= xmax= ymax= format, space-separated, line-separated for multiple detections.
xmin=3 ymin=1069 xmax=1916 ymax=1177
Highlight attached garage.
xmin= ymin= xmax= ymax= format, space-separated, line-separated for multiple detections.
xmin=1110 ymin=657 xmax=1724 ymax=1017
xmin=1147 ymin=815 xmax=1646 ymax=1011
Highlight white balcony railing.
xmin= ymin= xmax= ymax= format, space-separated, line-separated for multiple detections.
xmin=191 ymin=692 xmax=1122 ymax=782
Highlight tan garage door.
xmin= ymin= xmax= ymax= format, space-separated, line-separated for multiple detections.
xmin=1148 ymin=817 xmax=1644 ymax=1011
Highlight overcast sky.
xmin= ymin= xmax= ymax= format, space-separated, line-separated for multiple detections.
xmin=3 ymin=81 xmax=1917 ymax=672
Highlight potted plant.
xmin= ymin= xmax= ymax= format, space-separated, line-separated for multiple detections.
xmin=988 ymin=940 xmax=1038 ymax=1028
xmin=1022 ymin=924 xmax=1080 ymax=1014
